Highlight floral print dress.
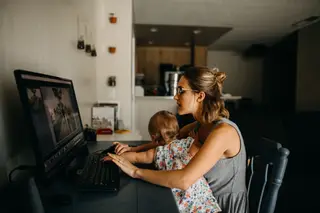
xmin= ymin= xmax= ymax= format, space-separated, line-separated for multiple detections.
xmin=154 ymin=137 xmax=222 ymax=213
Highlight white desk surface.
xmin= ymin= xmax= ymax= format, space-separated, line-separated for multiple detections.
xmin=97 ymin=132 xmax=143 ymax=142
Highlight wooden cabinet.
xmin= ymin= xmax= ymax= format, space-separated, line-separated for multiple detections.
xmin=194 ymin=46 xmax=207 ymax=66
xmin=136 ymin=46 xmax=207 ymax=84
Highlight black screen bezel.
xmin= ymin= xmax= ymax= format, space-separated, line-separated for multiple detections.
xmin=14 ymin=69 xmax=85 ymax=176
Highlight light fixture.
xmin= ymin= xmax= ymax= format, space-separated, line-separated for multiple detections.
xmin=150 ymin=27 xmax=158 ymax=32
xmin=193 ymin=29 xmax=201 ymax=35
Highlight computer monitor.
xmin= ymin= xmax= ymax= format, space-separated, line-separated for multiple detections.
xmin=14 ymin=70 xmax=87 ymax=178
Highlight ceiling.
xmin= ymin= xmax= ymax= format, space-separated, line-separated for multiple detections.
xmin=135 ymin=24 xmax=231 ymax=46
xmin=133 ymin=0 xmax=320 ymax=50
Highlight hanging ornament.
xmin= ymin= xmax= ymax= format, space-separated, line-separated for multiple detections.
xmin=109 ymin=13 xmax=117 ymax=24
xmin=108 ymin=46 xmax=116 ymax=54
xmin=91 ymin=45 xmax=97 ymax=57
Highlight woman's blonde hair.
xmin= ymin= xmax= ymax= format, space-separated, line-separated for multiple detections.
xmin=148 ymin=110 xmax=179 ymax=144
xmin=183 ymin=66 xmax=229 ymax=124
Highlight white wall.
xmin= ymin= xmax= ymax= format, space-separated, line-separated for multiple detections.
xmin=0 ymin=0 xmax=97 ymax=187
xmin=207 ymin=51 xmax=263 ymax=104
xmin=95 ymin=0 xmax=133 ymax=129
xmin=296 ymin=21 xmax=320 ymax=111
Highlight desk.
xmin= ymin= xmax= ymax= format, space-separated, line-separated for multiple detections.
xmin=44 ymin=141 xmax=179 ymax=213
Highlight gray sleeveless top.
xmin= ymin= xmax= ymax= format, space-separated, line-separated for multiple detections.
xmin=200 ymin=118 xmax=248 ymax=213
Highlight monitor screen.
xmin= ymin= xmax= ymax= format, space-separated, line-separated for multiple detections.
xmin=14 ymin=70 xmax=86 ymax=174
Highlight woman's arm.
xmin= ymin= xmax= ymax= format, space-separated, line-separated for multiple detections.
xmin=178 ymin=121 xmax=197 ymax=139
xmin=134 ymin=123 xmax=239 ymax=190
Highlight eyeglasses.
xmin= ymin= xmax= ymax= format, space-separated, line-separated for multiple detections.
xmin=175 ymin=87 xmax=198 ymax=95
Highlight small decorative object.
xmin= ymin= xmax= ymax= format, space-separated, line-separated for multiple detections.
xmin=91 ymin=45 xmax=97 ymax=57
xmin=109 ymin=13 xmax=117 ymax=24
xmin=108 ymin=76 xmax=116 ymax=87
xmin=76 ymin=16 xmax=85 ymax=50
xmin=92 ymin=106 xmax=115 ymax=132
xmin=77 ymin=35 xmax=85 ymax=50
xmin=85 ymin=44 xmax=91 ymax=53
xmin=108 ymin=46 xmax=116 ymax=54
xmin=84 ymin=25 xmax=91 ymax=53
xmin=92 ymin=102 xmax=119 ymax=131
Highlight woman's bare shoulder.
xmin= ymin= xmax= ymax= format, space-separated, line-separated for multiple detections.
xmin=208 ymin=122 xmax=241 ymax=157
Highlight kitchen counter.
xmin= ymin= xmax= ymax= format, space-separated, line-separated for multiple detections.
xmin=135 ymin=97 xmax=177 ymax=140
xmin=135 ymin=96 xmax=175 ymax=100
xmin=134 ymin=95 xmax=243 ymax=140
xmin=135 ymin=95 xmax=242 ymax=100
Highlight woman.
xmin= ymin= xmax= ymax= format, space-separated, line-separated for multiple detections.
xmin=109 ymin=66 xmax=248 ymax=213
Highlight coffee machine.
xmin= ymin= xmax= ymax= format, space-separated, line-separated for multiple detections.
xmin=159 ymin=63 xmax=186 ymax=96
xmin=164 ymin=71 xmax=183 ymax=96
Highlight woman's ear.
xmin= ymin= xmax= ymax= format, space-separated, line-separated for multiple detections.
xmin=196 ymin=91 xmax=206 ymax=102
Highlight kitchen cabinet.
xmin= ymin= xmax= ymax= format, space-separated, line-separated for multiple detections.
xmin=136 ymin=46 xmax=207 ymax=85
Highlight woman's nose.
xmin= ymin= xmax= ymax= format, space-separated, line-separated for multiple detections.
xmin=174 ymin=94 xmax=178 ymax=100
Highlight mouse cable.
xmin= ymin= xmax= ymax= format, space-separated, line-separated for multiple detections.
xmin=8 ymin=165 xmax=36 ymax=183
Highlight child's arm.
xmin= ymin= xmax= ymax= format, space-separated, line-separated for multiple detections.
xmin=114 ymin=141 xmax=159 ymax=155
xmin=122 ymin=148 xmax=155 ymax=164
xmin=131 ymin=142 xmax=159 ymax=152
xmin=102 ymin=148 xmax=155 ymax=164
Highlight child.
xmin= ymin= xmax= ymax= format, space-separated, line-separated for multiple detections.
xmin=103 ymin=111 xmax=221 ymax=213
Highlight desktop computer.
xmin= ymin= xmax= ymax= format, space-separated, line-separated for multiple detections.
xmin=14 ymin=70 xmax=120 ymax=192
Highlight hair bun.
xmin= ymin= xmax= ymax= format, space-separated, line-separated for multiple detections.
xmin=213 ymin=70 xmax=227 ymax=84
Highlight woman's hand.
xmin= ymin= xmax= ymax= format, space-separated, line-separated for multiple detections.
xmin=101 ymin=155 xmax=112 ymax=162
xmin=108 ymin=153 xmax=139 ymax=178
xmin=114 ymin=142 xmax=132 ymax=155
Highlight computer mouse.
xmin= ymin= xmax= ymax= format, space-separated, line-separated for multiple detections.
xmin=101 ymin=144 xmax=116 ymax=155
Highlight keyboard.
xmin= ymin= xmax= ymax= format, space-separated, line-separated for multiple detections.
xmin=77 ymin=153 xmax=120 ymax=192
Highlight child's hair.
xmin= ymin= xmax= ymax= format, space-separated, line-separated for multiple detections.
xmin=148 ymin=110 xmax=179 ymax=144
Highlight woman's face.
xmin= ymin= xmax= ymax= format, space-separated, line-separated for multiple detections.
xmin=174 ymin=76 xmax=200 ymax=115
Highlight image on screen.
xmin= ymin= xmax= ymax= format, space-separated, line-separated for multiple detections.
xmin=41 ymin=87 xmax=81 ymax=144
xmin=27 ymin=88 xmax=43 ymax=112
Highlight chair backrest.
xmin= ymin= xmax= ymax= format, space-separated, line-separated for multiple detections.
xmin=247 ymin=137 xmax=290 ymax=213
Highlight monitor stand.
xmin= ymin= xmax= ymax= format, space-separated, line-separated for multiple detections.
xmin=36 ymin=142 xmax=89 ymax=207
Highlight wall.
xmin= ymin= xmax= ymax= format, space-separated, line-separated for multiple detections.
xmin=0 ymin=2 xmax=6 ymax=188
xmin=262 ymin=32 xmax=297 ymax=113
xmin=296 ymin=21 xmax=320 ymax=111
xmin=95 ymin=0 xmax=133 ymax=129
xmin=0 ymin=0 xmax=97 ymax=187
xmin=135 ymin=97 xmax=177 ymax=140
xmin=207 ymin=50 xmax=263 ymax=104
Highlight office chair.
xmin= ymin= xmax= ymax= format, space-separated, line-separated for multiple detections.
xmin=247 ymin=137 xmax=290 ymax=213
xmin=1 ymin=169 xmax=45 ymax=213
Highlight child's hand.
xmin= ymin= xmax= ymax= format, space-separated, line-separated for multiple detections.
xmin=188 ymin=143 xmax=200 ymax=158
xmin=114 ymin=142 xmax=132 ymax=155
